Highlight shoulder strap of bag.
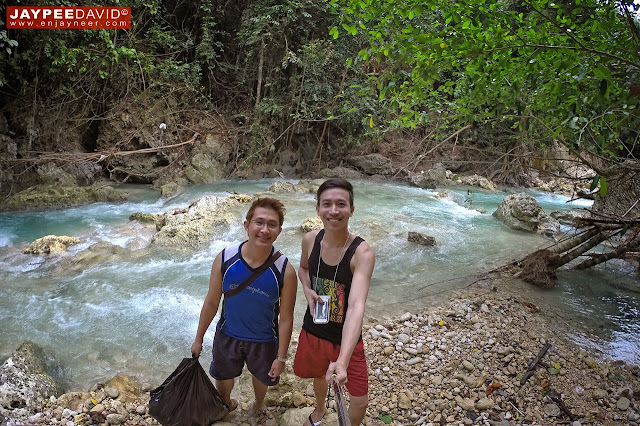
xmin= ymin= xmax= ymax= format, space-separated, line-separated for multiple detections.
xmin=223 ymin=251 xmax=282 ymax=298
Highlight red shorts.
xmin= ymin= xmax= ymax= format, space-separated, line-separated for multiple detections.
xmin=293 ymin=330 xmax=368 ymax=397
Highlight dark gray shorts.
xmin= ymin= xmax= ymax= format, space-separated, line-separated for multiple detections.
xmin=209 ymin=329 xmax=280 ymax=387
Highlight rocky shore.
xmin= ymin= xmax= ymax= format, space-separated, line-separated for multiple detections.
xmin=2 ymin=275 xmax=638 ymax=426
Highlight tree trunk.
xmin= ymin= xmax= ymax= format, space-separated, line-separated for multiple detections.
xmin=574 ymin=233 xmax=640 ymax=270
xmin=556 ymin=230 xmax=609 ymax=267
xmin=255 ymin=38 xmax=264 ymax=109
xmin=549 ymin=227 xmax=601 ymax=254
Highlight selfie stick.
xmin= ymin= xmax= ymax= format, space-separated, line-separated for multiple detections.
xmin=331 ymin=375 xmax=349 ymax=426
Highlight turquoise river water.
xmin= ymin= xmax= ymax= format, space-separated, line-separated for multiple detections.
xmin=0 ymin=179 xmax=637 ymax=390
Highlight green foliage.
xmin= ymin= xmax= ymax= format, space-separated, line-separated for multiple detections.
xmin=330 ymin=0 xmax=640 ymax=165
xmin=590 ymin=175 xmax=608 ymax=197
xmin=378 ymin=414 xmax=393 ymax=424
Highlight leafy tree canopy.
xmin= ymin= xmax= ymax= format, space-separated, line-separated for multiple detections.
xmin=330 ymin=0 xmax=640 ymax=172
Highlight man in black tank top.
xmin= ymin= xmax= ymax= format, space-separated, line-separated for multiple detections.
xmin=293 ymin=179 xmax=375 ymax=426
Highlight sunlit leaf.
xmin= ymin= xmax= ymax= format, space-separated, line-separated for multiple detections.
xmin=378 ymin=414 xmax=393 ymax=424
xmin=599 ymin=177 xmax=608 ymax=197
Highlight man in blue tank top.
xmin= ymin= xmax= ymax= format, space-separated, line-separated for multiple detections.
xmin=191 ymin=197 xmax=298 ymax=417
xmin=293 ymin=179 xmax=376 ymax=426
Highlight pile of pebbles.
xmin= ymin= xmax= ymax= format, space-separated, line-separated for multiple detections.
xmin=5 ymin=285 xmax=639 ymax=425
xmin=362 ymin=291 xmax=639 ymax=425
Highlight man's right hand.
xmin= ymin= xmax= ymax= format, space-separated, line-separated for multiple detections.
xmin=303 ymin=287 xmax=321 ymax=318
xmin=191 ymin=341 xmax=202 ymax=358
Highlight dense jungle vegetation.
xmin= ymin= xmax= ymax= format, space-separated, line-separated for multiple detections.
xmin=1 ymin=0 xmax=639 ymax=207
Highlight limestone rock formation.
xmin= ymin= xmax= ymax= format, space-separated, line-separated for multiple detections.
xmin=23 ymin=235 xmax=80 ymax=254
xmin=492 ymin=192 xmax=560 ymax=236
xmin=0 ymin=342 xmax=64 ymax=417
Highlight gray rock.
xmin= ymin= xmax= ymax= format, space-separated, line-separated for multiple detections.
xmin=475 ymin=398 xmax=493 ymax=410
xmin=347 ymin=153 xmax=392 ymax=175
xmin=0 ymin=342 xmax=64 ymax=413
xmin=544 ymin=402 xmax=561 ymax=417
xmin=459 ymin=174 xmax=496 ymax=191
xmin=409 ymin=163 xmax=449 ymax=189
xmin=319 ymin=166 xmax=365 ymax=180
xmin=492 ymin=192 xmax=560 ymax=235
xmin=617 ymin=396 xmax=630 ymax=410
xmin=152 ymin=195 xmax=237 ymax=249
xmin=104 ymin=387 xmax=120 ymax=399
xmin=106 ymin=413 xmax=127 ymax=424
xmin=408 ymin=231 xmax=436 ymax=246
xmin=268 ymin=180 xmax=302 ymax=193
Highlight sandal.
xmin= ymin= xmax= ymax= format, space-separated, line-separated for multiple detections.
xmin=308 ymin=411 xmax=324 ymax=426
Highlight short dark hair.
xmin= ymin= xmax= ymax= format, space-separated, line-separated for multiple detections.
xmin=246 ymin=197 xmax=285 ymax=226
xmin=316 ymin=178 xmax=354 ymax=207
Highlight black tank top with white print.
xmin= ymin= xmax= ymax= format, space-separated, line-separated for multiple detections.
xmin=302 ymin=229 xmax=364 ymax=345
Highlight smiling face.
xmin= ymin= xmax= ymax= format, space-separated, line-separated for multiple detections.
xmin=316 ymin=187 xmax=354 ymax=231
xmin=244 ymin=206 xmax=282 ymax=247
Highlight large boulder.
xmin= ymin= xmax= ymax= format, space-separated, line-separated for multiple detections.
xmin=493 ymin=192 xmax=560 ymax=236
xmin=183 ymin=134 xmax=232 ymax=185
xmin=35 ymin=163 xmax=76 ymax=187
xmin=459 ymin=174 xmax=496 ymax=191
xmin=409 ymin=163 xmax=449 ymax=189
xmin=159 ymin=182 xmax=184 ymax=199
xmin=152 ymin=195 xmax=238 ymax=249
xmin=268 ymin=181 xmax=304 ymax=193
xmin=0 ymin=342 xmax=64 ymax=417
xmin=319 ymin=166 xmax=364 ymax=180
xmin=347 ymin=153 xmax=392 ymax=175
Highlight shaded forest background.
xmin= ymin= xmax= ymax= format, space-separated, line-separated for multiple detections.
xmin=1 ymin=0 xmax=639 ymax=213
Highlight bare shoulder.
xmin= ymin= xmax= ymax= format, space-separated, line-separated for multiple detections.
xmin=352 ymin=239 xmax=375 ymax=274
xmin=355 ymin=239 xmax=374 ymax=262
xmin=302 ymin=229 xmax=321 ymax=247
xmin=211 ymin=250 xmax=223 ymax=268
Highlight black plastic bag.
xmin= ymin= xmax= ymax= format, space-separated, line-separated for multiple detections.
xmin=149 ymin=357 xmax=229 ymax=426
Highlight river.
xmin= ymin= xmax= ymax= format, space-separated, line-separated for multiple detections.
xmin=0 ymin=179 xmax=637 ymax=390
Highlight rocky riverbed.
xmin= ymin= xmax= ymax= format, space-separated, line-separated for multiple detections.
xmin=2 ymin=275 xmax=639 ymax=426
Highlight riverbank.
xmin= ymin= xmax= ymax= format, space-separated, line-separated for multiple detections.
xmin=5 ymin=274 xmax=638 ymax=426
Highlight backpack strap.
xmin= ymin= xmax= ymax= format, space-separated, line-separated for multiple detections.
xmin=223 ymin=251 xmax=282 ymax=298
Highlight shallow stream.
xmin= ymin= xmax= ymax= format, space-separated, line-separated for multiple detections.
xmin=0 ymin=179 xmax=637 ymax=390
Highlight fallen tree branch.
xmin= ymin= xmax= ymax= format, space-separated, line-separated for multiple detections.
xmin=521 ymin=342 xmax=551 ymax=385
xmin=548 ymin=391 xmax=581 ymax=421
xmin=1 ymin=133 xmax=200 ymax=166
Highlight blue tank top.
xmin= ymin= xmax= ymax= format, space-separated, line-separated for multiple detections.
xmin=218 ymin=241 xmax=288 ymax=342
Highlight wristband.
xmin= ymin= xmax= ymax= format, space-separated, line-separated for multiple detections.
xmin=276 ymin=356 xmax=287 ymax=363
